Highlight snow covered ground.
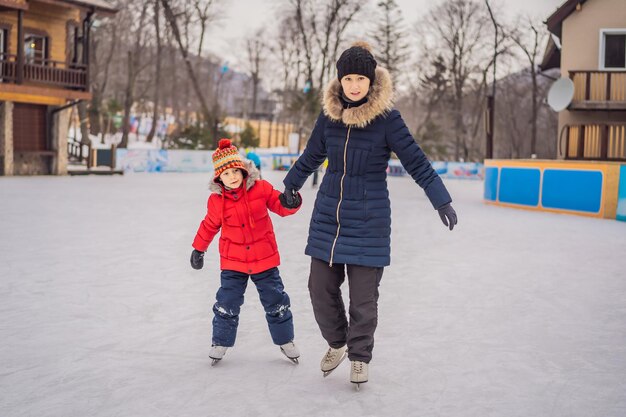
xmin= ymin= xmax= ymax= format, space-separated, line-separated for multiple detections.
xmin=1 ymin=170 xmax=625 ymax=417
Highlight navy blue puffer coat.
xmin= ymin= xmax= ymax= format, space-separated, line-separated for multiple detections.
xmin=284 ymin=67 xmax=452 ymax=267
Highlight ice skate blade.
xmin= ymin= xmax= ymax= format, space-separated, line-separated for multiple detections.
xmin=210 ymin=358 xmax=221 ymax=366
xmin=280 ymin=349 xmax=300 ymax=364
xmin=351 ymin=381 xmax=367 ymax=391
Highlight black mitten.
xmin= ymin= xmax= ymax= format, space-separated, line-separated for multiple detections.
xmin=437 ymin=203 xmax=458 ymax=231
xmin=279 ymin=188 xmax=302 ymax=209
xmin=190 ymin=249 xmax=205 ymax=270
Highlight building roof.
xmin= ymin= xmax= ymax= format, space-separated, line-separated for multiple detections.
xmin=52 ymin=0 xmax=118 ymax=15
xmin=545 ymin=0 xmax=588 ymax=38
xmin=539 ymin=36 xmax=561 ymax=71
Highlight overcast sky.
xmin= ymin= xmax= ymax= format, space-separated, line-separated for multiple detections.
xmin=204 ymin=0 xmax=565 ymax=72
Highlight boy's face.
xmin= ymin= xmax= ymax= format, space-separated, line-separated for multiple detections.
xmin=219 ymin=168 xmax=244 ymax=189
xmin=340 ymin=74 xmax=370 ymax=102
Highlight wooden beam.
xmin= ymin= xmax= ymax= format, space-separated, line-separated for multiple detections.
xmin=569 ymin=101 xmax=626 ymax=111
xmin=16 ymin=8 xmax=23 ymax=84
xmin=0 ymin=83 xmax=91 ymax=104
xmin=600 ymin=125 xmax=608 ymax=160
xmin=0 ymin=0 xmax=28 ymax=10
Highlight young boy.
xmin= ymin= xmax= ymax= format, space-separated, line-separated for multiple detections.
xmin=190 ymin=139 xmax=302 ymax=365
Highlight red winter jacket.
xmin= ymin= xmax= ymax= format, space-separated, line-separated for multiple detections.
xmin=192 ymin=170 xmax=300 ymax=274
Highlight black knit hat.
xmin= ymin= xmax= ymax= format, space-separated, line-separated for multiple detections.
xmin=336 ymin=41 xmax=377 ymax=83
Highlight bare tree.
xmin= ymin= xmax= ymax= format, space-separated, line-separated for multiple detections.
xmin=160 ymin=0 xmax=216 ymax=143
xmin=484 ymin=0 xmax=499 ymax=159
xmin=245 ymin=31 xmax=265 ymax=118
xmin=290 ymin=0 xmax=362 ymax=92
xmin=270 ymin=17 xmax=303 ymax=93
xmin=194 ymin=0 xmax=219 ymax=58
xmin=510 ymin=16 xmax=549 ymax=157
xmin=420 ymin=0 xmax=490 ymax=161
xmin=146 ymin=0 xmax=162 ymax=143
xmin=89 ymin=16 xmax=119 ymax=140
xmin=119 ymin=2 xmax=150 ymax=148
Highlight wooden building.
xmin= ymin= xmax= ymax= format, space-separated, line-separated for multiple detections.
xmin=541 ymin=0 xmax=626 ymax=161
xmin=0 ymin=0 xmax=117 ymax=175
xmin=485 ymin=0 xmax=626 ymax=221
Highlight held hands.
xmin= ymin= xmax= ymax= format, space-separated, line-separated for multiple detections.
xmin=279 ymin=188 xmax=302 ymax=209
xmin=437 ymin=203 xmax=458 ymax=231
xmin=190 ymin=249 xmax=205 ymax=270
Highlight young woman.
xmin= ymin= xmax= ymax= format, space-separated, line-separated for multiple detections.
xmin=279 ymin=41 xmax=457 ymax=387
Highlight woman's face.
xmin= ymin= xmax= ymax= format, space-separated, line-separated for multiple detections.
xmin=340 ymin=74 xmax=370 ymax=102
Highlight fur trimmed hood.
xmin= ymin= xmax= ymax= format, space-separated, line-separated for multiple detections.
xmin=322 ymin=67 xmax=394 ymax=128
xmin=209 ymin=159 xmax=260 ymax=194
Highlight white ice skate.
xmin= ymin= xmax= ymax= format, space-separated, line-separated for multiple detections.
xmin=320 ymin=345 xmax=348 ymax=377
xmin=280 ymin=341 xmax=300 ymax=364
xmin=350 ymin=360 xmax=368 ymax=390
xmin=209 ymin=346 xmax=228 ymax=366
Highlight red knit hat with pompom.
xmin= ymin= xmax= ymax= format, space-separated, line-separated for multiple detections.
xmin=212 ymin=138 xmax=248 ymax=182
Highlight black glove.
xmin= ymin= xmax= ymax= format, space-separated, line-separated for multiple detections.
xmin=437 ymin=203 xmax=457 ymax=231
xmin=279 ymin=188 xmax=302 ymax=209
xmin=190 ymin=249 xmax=205 ymax=270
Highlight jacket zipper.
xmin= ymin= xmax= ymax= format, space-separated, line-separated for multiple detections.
xmin=329 ymin=125 xmax=351 ymax=267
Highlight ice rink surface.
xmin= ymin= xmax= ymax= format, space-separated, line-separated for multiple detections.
xmin=1 ymin=170 xmax=625 ymax=417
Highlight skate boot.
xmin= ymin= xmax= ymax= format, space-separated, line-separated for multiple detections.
xmin=320 ymin=345 xmax=348 ymax=377
xmin=209 ymin=345 xmax=228 ymax=366
xmin=350 ymin=360 xmax=368 ymax=390
xmin=280 ymin=341 xmax=300 ymax=364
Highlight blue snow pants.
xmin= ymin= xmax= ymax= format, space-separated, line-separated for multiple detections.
xmin=212 ymin=267 xmax=294 ymax=347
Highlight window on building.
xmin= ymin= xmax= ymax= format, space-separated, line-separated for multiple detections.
xmin=67 ymin=22 xmax=82 ymax=66
xmin=0 ymin=29 xmax=6 ymax=58
xmin=601 ymin=30 xmax=626 ymax=70
xmin=24 ymin=33 xmax=48 ymax=64
xmin=0 ymin=28 xmax=8 ymax=82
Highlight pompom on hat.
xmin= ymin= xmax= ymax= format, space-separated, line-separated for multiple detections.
xmin=336 ymin=41 xmax=377 ymax=83
xmin=212 ymin=138 xmax=248 ymax=183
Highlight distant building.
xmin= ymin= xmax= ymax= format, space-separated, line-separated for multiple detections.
xmin=0 ymin=0 xmax=117 ymax=175
xmin=484 ymin=0 xmax=626 ymax=221
xmin=541 ymin=0 xmax=626 ymax=161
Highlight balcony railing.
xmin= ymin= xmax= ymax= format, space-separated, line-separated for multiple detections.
xmin=568 ymin=70 xmax=626 ymax=110
xmin=561 ymin=123 xmax=626 ymax=161
xmin=0 ymin=53 xmax=88 ymax=90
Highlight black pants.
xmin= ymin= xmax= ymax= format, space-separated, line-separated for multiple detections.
xmin=308 ymin=257 xmax=384 ymax=363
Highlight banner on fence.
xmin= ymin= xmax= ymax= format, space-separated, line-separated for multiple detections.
xmin=390 ymin=160 xmax=483 ymax=179
xmin=116 ymin=149 xmax=483 ymax=180
xmin=116 ymin=149 xmax=213 ymax=173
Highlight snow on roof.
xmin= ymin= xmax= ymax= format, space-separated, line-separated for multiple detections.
xmin=53 ymin=0 xmax=118 ymax=15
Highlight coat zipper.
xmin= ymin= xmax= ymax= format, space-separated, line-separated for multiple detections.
xmin=329 ymin=125 xmax=351 ymax=267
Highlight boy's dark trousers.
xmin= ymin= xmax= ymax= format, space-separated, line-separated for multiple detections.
xmin=212 ymin=267 xmax=294 ymax=347
xmin=308 ymin=257 xmax=384 ymax=363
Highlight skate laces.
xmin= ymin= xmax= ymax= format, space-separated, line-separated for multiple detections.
xmin=324 ymin=348 xmax=339 ymax=364
xmin=353 ymin=361 xmax=364 ymax=373
xmin=324 ymin=346 xmax=346 ymax=364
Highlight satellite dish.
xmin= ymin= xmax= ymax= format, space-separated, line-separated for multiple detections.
xmin=547 ymin=77 xmax=575 ymax=112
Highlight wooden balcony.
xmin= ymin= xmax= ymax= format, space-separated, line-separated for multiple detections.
xmin=0 ymin=53 xmax=88 ymax=90
xmin=562 ymin=123 xmax=626 ymax=161
xmin=568 ymin=71 xmax=626 ymax=111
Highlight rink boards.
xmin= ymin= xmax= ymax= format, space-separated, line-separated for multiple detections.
xmin=484 ymin=159 xmax=626 ymax=221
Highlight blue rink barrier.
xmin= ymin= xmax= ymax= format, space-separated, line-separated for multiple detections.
xmin=484 ymin=159 xmax=626 ymax=221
